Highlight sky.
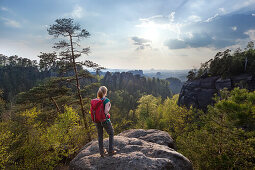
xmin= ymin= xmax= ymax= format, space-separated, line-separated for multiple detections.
xmin=1 ymin=0 xmax=255 ymax=70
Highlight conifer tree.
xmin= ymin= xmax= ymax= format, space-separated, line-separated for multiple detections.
xmin=38 ymin=18 xmax=103 ymax=130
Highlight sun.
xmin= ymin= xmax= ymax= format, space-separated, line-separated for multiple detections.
xmin=140 ymin=22 xmax=160 ymax=41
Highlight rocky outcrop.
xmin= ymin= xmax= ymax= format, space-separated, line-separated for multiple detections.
xmin=178 ymin=74 xmax=255 ymax=110
xmin=69 ymin=129 xmax=193 ymax=170
xmin=127 ymin=70 xmax=144 ymax=76
xmin=101 ymin=71 xmax=146 ymax=91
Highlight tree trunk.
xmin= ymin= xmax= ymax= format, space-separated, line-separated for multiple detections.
xmin=69 ymin=34 xmax=91 ymax=140
xmin=50 ymin=97 xmax=61 ymax=113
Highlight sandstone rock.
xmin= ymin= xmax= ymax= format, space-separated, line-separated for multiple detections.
xmin=215 ymin=78 xmax=232 ymax=90
xmin=178 ymin=74 xmax=255 ymax=110
xmin=231 ymin=74 xmax=252 ymax=83
xmin=69 ymin=129 xmax=193 ymax=170
xmin=248 ymin=76 xmax=255 ymax=91
xmin=183 ymin=95 xmax=197 ymax=108
xmin=231 ymin=74 xmax=253 ymax=88
xmin=183 ymin=80 xmax=200 ymax=90
xmin=118 ymin=129 xmax=175 ymax=149
xmin=200 ymin=77 xmax=218 ymax=89
xmin=197 ymin=89 xmax=217 ymax=110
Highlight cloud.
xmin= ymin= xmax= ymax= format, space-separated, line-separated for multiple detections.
xmin=71 ymin=5 xmax=83 ymax=18
xmin=136 ymin=5 xmax=255 ymax=51
xmin=244 ymin=29 xmax=255 ymax=40
xmin=132 ymin=36 xmax=151 ymax=45
xmin=231 ymin=26 xmax=237 ymax=31
xmin=164 ymin=39 xmax=187 ymax=49
xmin=131 ymin=36 xmax=152 ymax=51
xmin=139 ymin=15 xmax=164 ymax=23
xmin=188 ymin=15 xmax=202 ymax=22
xmin=164 ymin=32 xmax=235 ymax=49
xmin=233 ymin=0 xmax=255 ymax=10
xmin=204 ymin=13 xmax=219 ymax=22
xmin=138 ymin=12 xmax=175 ymax=25
xmin=169 ymin=12 xmax=175 ymax=22
xmin=1 ymin=17 xmax=21 ymax=28
xmin=180 ymin=11 xmax=255 ymax=49
xmin=0 ymin=6 xmax=9 ymax=12
xmin=136 ymin=12 xmax=183 ymax=39
xmin=199 ymin=12 xmax=255 ymax=40
xmin=0 ymin=6 xmax=16 ymax=16
xmin=219 ymin=8 xmax=225 ymax=13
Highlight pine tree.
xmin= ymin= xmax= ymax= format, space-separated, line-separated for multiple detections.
xmin=38 ymin=18 xmax=103 ymax=132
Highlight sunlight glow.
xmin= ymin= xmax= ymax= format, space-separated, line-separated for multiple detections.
xmin=139 ymin=22 xmax=160 ymax=41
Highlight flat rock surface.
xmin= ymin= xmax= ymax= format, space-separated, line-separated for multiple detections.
xmin=69 ymin=129 xmax=193 ymax=170
xmin=118 ymin=129 xmax=175 ymax=149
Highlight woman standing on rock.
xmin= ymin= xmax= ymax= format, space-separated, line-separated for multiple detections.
xmin=95 ymin=86 xmax=116 ymax=157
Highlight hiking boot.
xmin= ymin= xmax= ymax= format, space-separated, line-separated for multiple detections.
xmin=108 ymin=150 xmax=117 ymax=156
xmin=100 ymin=149 xmax=107 ymax=157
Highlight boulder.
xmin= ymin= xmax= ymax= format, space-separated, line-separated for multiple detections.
xmin=69 ymin=129 xmax=193 ymax=170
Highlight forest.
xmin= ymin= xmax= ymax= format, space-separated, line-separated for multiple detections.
xmin=0 ymin=18 xmax=255 ymax=169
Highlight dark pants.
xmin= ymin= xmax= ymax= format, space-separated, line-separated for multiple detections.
xmin=96 ymin=121 xmax=114 ymax=155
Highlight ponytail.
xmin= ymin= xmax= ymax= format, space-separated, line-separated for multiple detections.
xmin=97 ymin=89 xmax=104 ymax=98
xmin=97 ymin=86 xmax=108 ymax=98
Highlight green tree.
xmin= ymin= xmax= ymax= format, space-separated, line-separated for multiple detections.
xmin=2 ymin=106 xmax=91 ymax=169
xmin=177 ymin=88 xmax=255 ymax=169
xmin=158 ymin=95 xmax=195 ymax=139
xmin=0 ymin=56 xmax=49 ymax=101
xmin=189 ymin=42 xmax=255 ymax=80
xmin=38 ymin=18 xmax=103 ymax=131
xmin=0 ymin=122 xmax=16 ymax=168
xmin=135 ymin=95 xmax=161 ymax=128
xmin=187 ymin=69 xmax=196 ymax=80
xmin=15 ymin=78 xmax=74 ymax=126
xmin=0 ymin=54 xmax=7 ymax=66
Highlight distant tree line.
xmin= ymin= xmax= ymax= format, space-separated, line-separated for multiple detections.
xmin=0 ymin=54 xmax=50 ymax=101
xmin=0 ymin=54 xmax=38 ymax=67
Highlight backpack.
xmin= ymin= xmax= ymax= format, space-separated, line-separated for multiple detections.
xmin=90 ymin=98 xmax=106 ymax=123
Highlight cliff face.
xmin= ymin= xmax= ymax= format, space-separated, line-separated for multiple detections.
xmin=69 ymin=129 xmax=193 ymax=170
xmin=178 ymin=74 xmax=255 ymax=110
